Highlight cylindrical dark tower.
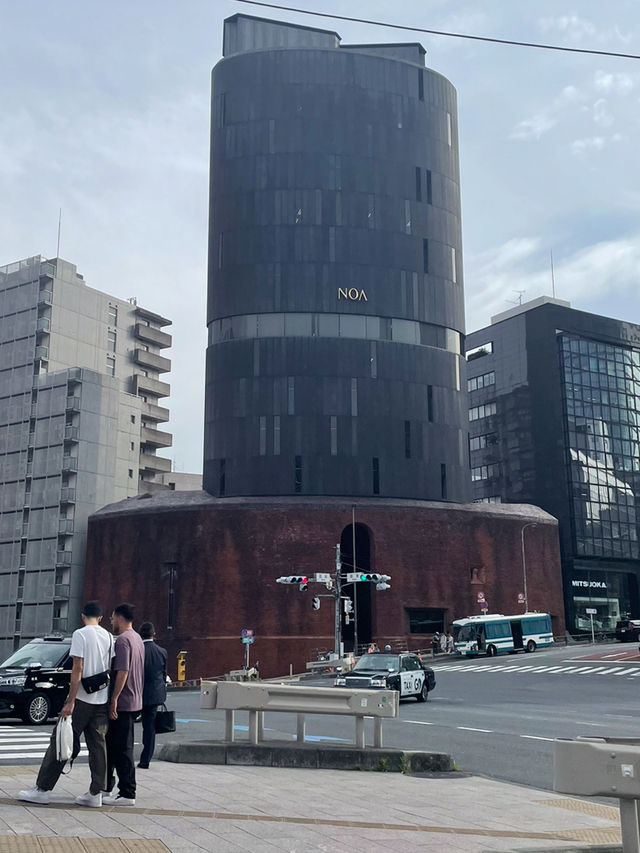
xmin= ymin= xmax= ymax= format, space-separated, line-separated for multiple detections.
xmin=204 ymin=14 xmax=470 ymax=501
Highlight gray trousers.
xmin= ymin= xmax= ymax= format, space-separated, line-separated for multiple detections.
xmin=36 ymin=699 xmax=108 ymax=795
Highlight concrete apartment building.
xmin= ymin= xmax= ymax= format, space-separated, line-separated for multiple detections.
xmin=0 ymin=254 xmax=172 ymax=655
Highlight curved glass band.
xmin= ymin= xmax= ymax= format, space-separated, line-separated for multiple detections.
xmin=208 ymin=312 xmax=461 ymax=353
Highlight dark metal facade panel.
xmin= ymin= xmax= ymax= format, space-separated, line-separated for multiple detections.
xmin=205 ymin=25 xmax=469 ymax=500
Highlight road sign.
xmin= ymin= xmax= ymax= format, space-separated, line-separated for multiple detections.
xmin=517 ymin=593 xmax=525 ymax=603
xmin=480 ymin=601 xmax=488 ymax=611
xmin=241 ymin=629 xmax=254 ymax=639
xmin=242 ymin=637 xmax=254 ymax=644
xmin=586 ymin=608 xmax=597 ymax=615
xmin=477 ymin=592 xmax=485 ymax=602
xmin=315 ymin=573 xmax=331 ymax=583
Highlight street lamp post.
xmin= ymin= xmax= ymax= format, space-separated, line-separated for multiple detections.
xmin=520 ymin=523 xmax=537 ymax=612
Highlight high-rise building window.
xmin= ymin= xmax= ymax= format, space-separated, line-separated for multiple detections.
xmin=423 ymin=239 xmax=429 ymax=273
xmin=404 ymin=421 xmax=411 ymax=459
xmin=107 ymin=305 xmax=117 ymax=326
xmin=468 ymin=372 xmax=496 ymax=392
xmin=426 ymin=170 xmax=433 ymax=204
xmin=218 ymin=233 xmax=224 ymax=269
xmin=427 ymin=385 xmax=434 ymax=422
xmin=446 ymin=112 xmax=452 ymax=146
xmin=451 ymin=247 xmax=457 ymax=284
xmin=107 ymin=331 xmax=116 ymax=352
xmin=350 ymin=378 xmax=358 ymax=416
xmin=469 ymin=402 xmax=497 ymax=421
xmin=106 ymin=356 xmax=115 ymax=377
xmin=441 ymin=463 xmax=447 ymax=499
xmin=418 ymin=68 xmax=424 ymax=101
xmin=404 ymin=200 xmax=412 ymax=235
xmin=415 ymin=167 xmax=422 ymax=201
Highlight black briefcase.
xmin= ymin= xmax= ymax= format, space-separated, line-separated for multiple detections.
xmin=154 ymin=704 xmax=176 ymax=734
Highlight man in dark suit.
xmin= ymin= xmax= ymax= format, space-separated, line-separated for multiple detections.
xmin=137 ymin=622 xmax=168 ymax=769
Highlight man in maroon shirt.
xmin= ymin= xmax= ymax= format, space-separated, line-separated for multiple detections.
xmin=103 ymin=603 xmax=145 ymax=806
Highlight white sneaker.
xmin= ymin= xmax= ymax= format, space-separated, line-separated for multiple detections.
xmin=102 ymin=793 xmax=135 ymax=806
xmin=18 ymin=786 xmax=50 ymax=805
xmin=75 ymin=791 xmax=102 ymax=808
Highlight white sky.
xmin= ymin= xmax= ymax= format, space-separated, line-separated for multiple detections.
xmin=1 ymin=1 xmax=639 ymax=474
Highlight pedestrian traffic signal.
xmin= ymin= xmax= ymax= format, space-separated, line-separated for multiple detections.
xmin=312 ymin=597 xmax=320 ymax=610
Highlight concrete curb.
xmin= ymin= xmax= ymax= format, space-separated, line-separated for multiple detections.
xmin=158 ymin=739 xmax=453 ymax=773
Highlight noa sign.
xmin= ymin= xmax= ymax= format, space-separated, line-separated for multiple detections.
xmin=337 ymin=287 xmax=368 ymax=301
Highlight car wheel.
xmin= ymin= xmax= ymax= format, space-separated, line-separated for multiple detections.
xmin=486 ymin=645 xmax=497 ymax=657
xmin=525 ymin=640 xmax=536 ymax=653
xmin=23 ymin=693 xmax=51 ymax=725
xmin=416 ymin=681 xmax=429 ymax=702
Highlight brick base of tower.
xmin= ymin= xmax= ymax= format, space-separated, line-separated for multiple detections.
xmin=84 ymin=493 xmax=564 ymax=679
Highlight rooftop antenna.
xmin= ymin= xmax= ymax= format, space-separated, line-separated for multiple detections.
xmin=56 ymin=208 xmax=62 ymax=259
xmin=508 ymin=289 xmax=526 ymax=307
xmin=550 ymin=249 xmax=556 ymax=298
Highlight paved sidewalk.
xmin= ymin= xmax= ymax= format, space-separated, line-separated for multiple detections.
xmin=0 ymin=761 xmax=623 ymax=852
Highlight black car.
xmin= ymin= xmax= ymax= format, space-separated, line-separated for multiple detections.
xmin=0 ymin=635 xmax=72 ymax=724
xmin=615 ymin=619 xmax=640 ymax=643
xmin=335 ymin=652 xmax=436 ymax=701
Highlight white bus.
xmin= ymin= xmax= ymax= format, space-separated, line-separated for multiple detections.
xmin=453 ymin=613 xmax=553 ymax=657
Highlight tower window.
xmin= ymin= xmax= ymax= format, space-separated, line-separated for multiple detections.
xmin=426 ymin=170 xmax=433 ymax=204
xmin=219 ymin=459 xmax=226 ymax=496
xmin=294 ymin=455 xmax=302 ymax=493
xmin=330 ymin=416 xmax=337 ymax=456
xmin=423 ymin=239 xmax=429 ymax=273
xmin=372 ymin=457 xmax=380 ymax=495
xmin=287 ymin=376 xmax=295 ymax=415
xmin=404 ymin=421 xmax=411 ymax=459
xmin=259 ymin=416 xmax=267 ymax=456
xmin=418 ymin=69 xmax=424 ymax=101
xmin=427 ymin=385 xmax=434 ymax=422
xmin=441 ymin=463 xmax=447 ymax=499
xmin=415 ymin=167 xmax=422 ymax=202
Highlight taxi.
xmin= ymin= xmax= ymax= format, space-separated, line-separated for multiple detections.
xmin=334 ymin=652 xmax=436 ymax=701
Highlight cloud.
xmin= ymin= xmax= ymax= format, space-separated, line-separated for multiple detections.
xmin=510 ymin=113 xmax=557 ymax=140
xmin=466 ymin=234 xmax=640 ymax=331
xmin=571 ymin=136 xmax=605 ymax=156
xmin=594 ymin=71 xmax=635 ymax=96
xmin=592 ymin=99 xmax=614 ymax=128
xmin=537 ymin=14 xmax=597 ymax=41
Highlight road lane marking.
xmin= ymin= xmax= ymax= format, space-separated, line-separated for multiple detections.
xmin=457 ymin=726 xmax=492 ymax=733
xmin=520 ymin=735 xmax=554 ymax=741
xmin=404 ymin=720 xmax=434 ymax=726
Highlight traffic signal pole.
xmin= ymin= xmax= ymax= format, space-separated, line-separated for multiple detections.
xmin=334 ymin=543 xmax=342 ymax=658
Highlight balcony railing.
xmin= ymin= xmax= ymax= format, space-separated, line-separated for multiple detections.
xmin=134 ymin=323 xmax=172 ymax=349
xmin=52 ymin=618 xmax=68 ymax=632
xmin=140 ymin=426 xmax=172 ymax=448
xmin=62 ymin=456 xmax=78 ymax=472
xmin=34 ymin=345 xmax=49 ymax=360
xmin=58 ymin=519 xmax=74 ymax=535
xmin=56 ymin=551 xmax=72 ymax=566
xmin=139 ymin=452 xmax=172 ymax=473
xmin=67 ymin=367 xmax=82 ymax=383
xmin=60 ymin=488 xmax=76 ymax=503
xmin=36 ymin=317 xmax=50 ymax=333
xmin=54 ymin=584 xmax=70 ymax=600
xmin=65 ymin=396 xmax=81 ymax=412
xmin=64 ymin=425 xmax=79 ymax=442
xmin=37 ymin=290 xmax=52 ymax=305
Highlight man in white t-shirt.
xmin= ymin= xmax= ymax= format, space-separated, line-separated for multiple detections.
xmin=19 ymin=601 xmax=114 ymax=808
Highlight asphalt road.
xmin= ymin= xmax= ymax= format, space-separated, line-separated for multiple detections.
xmin=164 ymin=641 xmax=640 ymax=791
xmin=3 ymin=641 xmax=640 ymax=793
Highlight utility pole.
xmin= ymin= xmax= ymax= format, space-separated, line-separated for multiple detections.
xmin=351 ymin=506 xmax=358 ymax=654
xmin=334 ymin=543 xmax=342 ymax=658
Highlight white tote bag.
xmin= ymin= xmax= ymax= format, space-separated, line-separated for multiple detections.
xmin=56 ymin=716 xmax=74 ymax=763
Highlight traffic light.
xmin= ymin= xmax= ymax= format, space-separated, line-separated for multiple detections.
xmin=312 ymin=596 xmax=320 ymax=610
xmin=343 ymin=598 xmax=353 ymax=614
xmin=276 ymin=575 xmax=308 ymax=588
xmin=177 ymin=650 xmax=187 ymax=683
xmin=359 ymin=573 xmax=391 ymax=583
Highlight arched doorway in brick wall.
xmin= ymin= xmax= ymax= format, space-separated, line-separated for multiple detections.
xmin=340 ymin=523 xmax=373 ymax=653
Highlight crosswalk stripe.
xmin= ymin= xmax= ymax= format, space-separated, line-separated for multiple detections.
xmin=0 ymin=750 xmax=88 ymax=760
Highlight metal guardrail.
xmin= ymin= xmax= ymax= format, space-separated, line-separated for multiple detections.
xmin=201 ymin=680 xmax=398 ymax=749
xmin=555 ymin=736 xmax=640 ymax=852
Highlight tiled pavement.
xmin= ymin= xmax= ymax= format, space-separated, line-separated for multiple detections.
xmin=0 ymin=761 xmax=624 ymax=852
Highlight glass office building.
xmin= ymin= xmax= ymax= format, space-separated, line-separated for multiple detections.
xmin=204 ymin=14 xmax=470 ymax=501
xmin=466 ymin=297 xmax=640 ymax=635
